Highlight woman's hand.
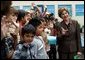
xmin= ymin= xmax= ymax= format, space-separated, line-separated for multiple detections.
xmin=61 ymin=27 xmax=68 ymax=35
xmin=77 ymin=52 xmax=82 ymax=55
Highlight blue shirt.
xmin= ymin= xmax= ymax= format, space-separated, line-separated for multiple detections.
xmin=12 ymin=36 xmax=49 ymax=59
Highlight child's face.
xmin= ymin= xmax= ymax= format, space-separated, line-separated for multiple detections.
xmin=23 ymin=33 xmax=34 ymax=43
xmin=24 ymin=13 xmax=31 ymax=21
xmin=36 ymin=24 xmax=44 ymax=36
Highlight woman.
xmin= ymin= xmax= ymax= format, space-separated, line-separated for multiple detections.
xmin=57 ymin=8 xmax=82 ymax=59
xmin=1 ymin=7 xmax=18 ymax=59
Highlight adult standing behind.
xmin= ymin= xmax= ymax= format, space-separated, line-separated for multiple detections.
xmin=57 ymin=8 xmax=82 ymax=59
xmin=1 ymin=3 xmax=19 ymax=59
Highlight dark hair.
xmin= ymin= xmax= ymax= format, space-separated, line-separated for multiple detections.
xmin=16 ymin=10 xmax=26 ymax=22
xmin=28 ymin=17 xmax=42 ymax=29
xmin=40 ymin=18 xmax=45 ymax=22
xmin=58 ymin=8 xmax=69 ymax=18
xmin=21 ymin=24 xmax=36 ymax=36
xmin=1 ymin=1 xmax=12 ymax=18
xmin=44 ymin=13 xmax=54 ymax=21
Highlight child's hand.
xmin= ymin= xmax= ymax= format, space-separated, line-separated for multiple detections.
xmin=7 ymin=49 xmax=14 ymax=59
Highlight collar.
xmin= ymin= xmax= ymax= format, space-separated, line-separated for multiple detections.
xmin=23 ymin=42 xmax=34 ymax=48
xmin=62 ymin=18 xmax=73 ymax=25
xmin=69 ymin=19 xmax=72 ymax=24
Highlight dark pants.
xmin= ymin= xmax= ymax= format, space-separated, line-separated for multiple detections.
xmin=58 ymin=52 xmax=77 ymax=59
xmin=47 ymin=45 xmax=56 ymax=59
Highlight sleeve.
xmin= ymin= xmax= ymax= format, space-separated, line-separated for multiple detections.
xmin=76 ymin=21 xmax=82 ymax=52
xmin=37 ymin=40 xmax=49 ymax=59
xmin=12 ymin=44 xmax=22 ymax=59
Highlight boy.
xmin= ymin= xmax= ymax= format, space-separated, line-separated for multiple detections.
xmin=12 ymin=23 xmax=48 ymax=59
xmin=12 ymin=24 xmax=36 ymax=59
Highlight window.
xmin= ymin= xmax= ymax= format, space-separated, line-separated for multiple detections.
xmin=76 ymin=4 xmax=84 ymax=16
xmin=58 ymin=5 xmax=72 ymax=16
xmin=13 ymin=6 xmax=20 ymax=10
xmin=23 ymin=6 xmax=31 ymax=11
xmin=47 ymin=5 xmax=55 ymax=15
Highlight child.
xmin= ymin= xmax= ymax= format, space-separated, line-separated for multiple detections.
xmin=12 ymin=23 xmax=48 ymax=59
xmin=28 ymin=18 xmax=49 ymax=59
xmin=12 ymin=24 xmax=36 ymax=59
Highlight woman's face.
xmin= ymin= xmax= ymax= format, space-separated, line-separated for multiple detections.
xmin=61 ymin=10 xmax=69 ymax=21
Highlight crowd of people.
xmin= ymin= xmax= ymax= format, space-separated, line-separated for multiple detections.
xmin=1 ymin=1 xmax=83 ymax=59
